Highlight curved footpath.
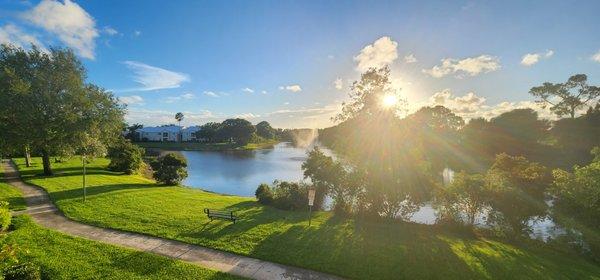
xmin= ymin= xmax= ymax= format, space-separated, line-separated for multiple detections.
xmin=2 ymin=160 xmax=342 ymax=280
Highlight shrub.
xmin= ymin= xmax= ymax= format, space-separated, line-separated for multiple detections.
xmin=107 ymin=138 xmax=145 ymax=174
xmin=150 ymin=153 xmax=188 ymax=185
xmin=3 ymin=262 xmax=41 ymax=280
xmin=255 ymin=183 xmax=273 ymax=205
xmin=271 ymin=181 xmax=308 ymax=211
xmin=0 ymin=201 xmax=11 ymax=232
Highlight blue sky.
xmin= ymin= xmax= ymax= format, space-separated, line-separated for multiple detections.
xmin=1 ymin=0 xmax=599 ymax=128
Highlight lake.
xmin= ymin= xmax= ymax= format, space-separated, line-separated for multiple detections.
xmin=178 ymin=141 xmax=563 ymax=240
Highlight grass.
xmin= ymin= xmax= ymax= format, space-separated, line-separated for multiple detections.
xmin=0 ymin=161 xmax=27 ymax=210
xmin=13 ymin=157 xmax=600 ymax=279
xmin=2 ymin=215 xmax=243 ymax=280
xmin=135 ymin=140 xmax=279 ymax=151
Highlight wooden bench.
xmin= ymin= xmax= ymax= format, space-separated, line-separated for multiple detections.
xmin=204 ymin=208 xmax=237 ymax=223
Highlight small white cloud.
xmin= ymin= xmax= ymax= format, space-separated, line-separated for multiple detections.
xmin=283 ymin=102 xmax=290 ymax=105
xmin=423 ymin=55 xmax=500 ymax=78
xmin=327 ymin=54 xmax=335 ymax=60
xmin=354 ymin=36 xmax=398 ymax=72
xmin=0 ymin=24 xmax=46 ymax=51
xmin=122 ymin=61 xmax=190 ymax=92
xmin=279 ymin=85 xmax=302 ymax=93
xmin=22 ymin=0 xmax=99 ymax=59
xmin=591 ymin=50 xmax=600 ymax=63
xmin=234 ymin=113 xmax=260 ymax=119
xmin=242 ymin=87 xmax=254 ymax=93
xmin=103 ymin=26 xmax=118 ymax=36
xmin=119 ymin=95 xmax=144 ymax=105
xmin=134 ymin=30 xmax=141 ymax=36
xmin=261 ymin=90 xmax=268 ymax=94
xmin=166 ymin=92 xmax=195 ymax=103
xmin=521 ymin=50 xmax=554 ymax=66
xmin=203 ymin=91 xmax=219 ymax=97
xmin=333 ymin=78 xmax=343 ymax=90
xmin=404 ymin=54 xmax=417 ymax=63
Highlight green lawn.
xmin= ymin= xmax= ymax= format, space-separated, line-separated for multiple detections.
xmin=13 ymin=157 xmax=600 ymax=279
xmin=0 ymin=162 xmax=27 ymax=211
xmin=3 ymin=215 xmax=242 ymax=280
xmin=135 ymin=140 xmax=278 ymax=151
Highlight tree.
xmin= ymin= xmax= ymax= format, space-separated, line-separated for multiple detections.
xmin=551 ymin=104 xmax=600 ymax=166
xmin=256 ymin=121 xmax=276 ymax=139
xmin=151 ymin=153 xmax=188 ymax=185
xmin=530 ymin=74 xmax=600 ymax=118
xmin=0 ymin=45 xmax=125 ymax=175
xmin=107 ymin=137 xmax=145 ymax=174
xmin=218 ymin=118 xmax=256 ymax=145
xmin=196 ymin=122 xmax=222 ymax=142
xmin=488 ymin=109 xmax=549 ymax=159
xmin=125 ymin=123 xmax=143 ymax=141
xmin=435 ymin=172 xmax=488 ymax=226
xmin=255 ymin=183 xmax=274 ymax=205
xmin=175 ymin=112 xmax=184 ymax=142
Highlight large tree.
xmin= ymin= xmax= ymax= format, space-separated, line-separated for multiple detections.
xmin=0 ymin=44 xmax=124 ymax=175
xmin=530 ymin=74 xmax=600 ymax=118
xmin=255 ymin=121 xmax=276 ymax=139
xmin=218 ymin=118 xmax=256 ymax=145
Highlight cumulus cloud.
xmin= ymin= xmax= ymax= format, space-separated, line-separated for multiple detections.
xmin=354 ymin=36 xmax=398 ymax=72
xmin=122 ymin=61 xmax=190 ymax=92
xmin=333 ymin=78 xmax=343 ymax=90
xmin=422 ymin=55 xmax=500 ymax=78
xmin=234 ymin=113 xmax=260 ymax=119
xmin=125 ymin=109 xmax=216 ymax=126
xmin=279 ymin=85 xmax=302 ymax=93
xmin=103 ymin=26 xmax=118 ymax=36
xmin=404 ymin=54 xmax=417 ymax=63
xmin=118 ymin=95 xmax=144 ymax=105
xmin=165 ymin=92 xmax=195 ymax=103
xmin=521 ymin=50 xmax=554 ymax=66
xmin=22 ymin=0 xmax=99 ymax=59
xmin=592 ymin=50 xmax=600 ymax=63
xmin=242 ymin=87 xmax=254 ymax=93
xmin=0 ymin=24 xmax=46 ymax=50
xmin=203 ymin=91 xmax=219 ymax=97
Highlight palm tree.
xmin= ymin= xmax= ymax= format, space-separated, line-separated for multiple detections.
xmin=175 ymin=112 xmax=184 ymax=142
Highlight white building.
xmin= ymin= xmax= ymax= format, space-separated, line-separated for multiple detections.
xmin=135 ymin=125 xmax=204 ymax=142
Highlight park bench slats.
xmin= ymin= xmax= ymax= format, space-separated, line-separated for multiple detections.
xmin=204 ymin=208 xmax=237 ymax=223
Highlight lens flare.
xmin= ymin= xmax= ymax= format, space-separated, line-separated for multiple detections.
xmin=382 ymin=94 xmax=399 ymax=108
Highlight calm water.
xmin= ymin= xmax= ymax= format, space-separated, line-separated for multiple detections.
xmin=178 ymin=142 xmax=562 ymax=240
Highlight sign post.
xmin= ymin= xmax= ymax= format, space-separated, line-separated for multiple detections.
xmin=308 ymin=188 xmax=316 ymax=227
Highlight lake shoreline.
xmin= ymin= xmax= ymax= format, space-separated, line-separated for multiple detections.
xmin=134 ymin=139 xmax=280 ymax=151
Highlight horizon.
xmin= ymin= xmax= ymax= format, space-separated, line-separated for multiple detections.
xmin=1 ymin=0 xmax=599 ymax=128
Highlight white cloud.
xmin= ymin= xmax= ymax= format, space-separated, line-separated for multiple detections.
xmin=591 ymin=50 xmax=600 ymax=63
xmin=234 ymin=113 xmax=260 ymax=119
xmin=103 ymin=26 xmax=118 ymax=36
xmin=125 ymin=109 xmax=216 ymax=126
xmin=22 ymin=0 xmax=99 ymax=59
xmin=521 ymin=50 xmax=554 ymax=66
xmin=283 ymin=102 xmax=290 ymax=105
xmin=404 ymin=53 xmax=417 ymax=63
xmin=333 ymin=78 xmax=343 ymax=90
xmin=261 ymin=90 xmax=268 ymax=94
xmin=134 ymin=30 xmax=141 ymax=36
xmin=354 ymin=36 xmax=398 ymax=72
xmin=122 ymin=61 xmax=190 ymax=91
xmin=165 ymin=92 xmax=195 ymax=103
xmin=0 ymin=24 xmax=46 ymax=51
xmin=279 ymin=85 xmax=302 ymax=93
xmin=118 ymin=95 xmax=144 ymax=105
xmin=242 ymin=87 xmax=254 ymax=93
xmin=203 ymin=91 xmax=219 ymax=97
xmin=422 ymin=55 xmax=500 ymax=78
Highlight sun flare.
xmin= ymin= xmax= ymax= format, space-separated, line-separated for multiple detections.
xmin=382 ymin=94 xmax=399 ymax=108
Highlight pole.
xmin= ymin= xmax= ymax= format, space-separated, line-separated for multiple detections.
xmin=308 ymin=205 xmax=312 ymax=227
xmin=82 ymin=155 xmax=87 ymax=202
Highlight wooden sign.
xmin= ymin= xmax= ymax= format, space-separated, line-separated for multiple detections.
xmin=308 ymin=188 xmax=316 ymax=206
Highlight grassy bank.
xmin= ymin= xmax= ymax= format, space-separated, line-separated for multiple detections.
xmin=2 ymin=215 xmax=242 ymax=279
xmin=0 ymin=162 xmax=26 ymax=210
xmin=134 ymin=140 xmax=279 ymax=151
xmin=13 ymin=157 xmax=600 ymax=279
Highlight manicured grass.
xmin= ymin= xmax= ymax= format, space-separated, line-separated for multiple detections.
xmin=3 ymin=215 xmax=243 ymax=280
xmin=14 ymin=157 xmax=600 ymax=279
xmin=135 ymin=140 xmax=278 ymax=151
xmin=0 ymin=162 xmax=26 ymax=210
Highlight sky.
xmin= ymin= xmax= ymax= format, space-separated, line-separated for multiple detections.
xmin=0 ymin=0 xmax=599 ymax=128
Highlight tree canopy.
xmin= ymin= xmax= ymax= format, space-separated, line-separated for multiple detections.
xmin=530 ymin=74 xmax=600 ymax=118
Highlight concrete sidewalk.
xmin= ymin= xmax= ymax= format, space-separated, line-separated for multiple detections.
xmin=2 ymin=160 xmax=343 ymax=280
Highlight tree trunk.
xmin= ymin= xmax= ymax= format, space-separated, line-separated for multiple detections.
xmin=24 ymin=146 xmax=31 ymax=167
xmin=41 ymin=149 xmax=53 ymax=175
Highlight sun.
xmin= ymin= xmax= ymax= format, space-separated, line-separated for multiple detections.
xmin=381 ymin=94 xmax=399 ymax=108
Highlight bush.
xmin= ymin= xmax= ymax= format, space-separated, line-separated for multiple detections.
xmin=107 ymin=138 xmax=145 ymax=174
xmin=3 ymin=262 xmax=41 ymax=280
xmin=272 ymin=181 xmax=308 ymax=211
xmin=255 ymin=183 xmax=273 ymax=205
xmin=0 ymin=201 xmax=11 ymax=232
xmin=150 ymin=153 xmax=188 ymax=185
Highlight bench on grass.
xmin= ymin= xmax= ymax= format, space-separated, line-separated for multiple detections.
xmin=203 ymin=208 xmax=237 ymax=223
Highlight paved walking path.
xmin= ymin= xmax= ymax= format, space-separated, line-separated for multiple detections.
xmin=2 ymin=160 xmax=342 ymax=280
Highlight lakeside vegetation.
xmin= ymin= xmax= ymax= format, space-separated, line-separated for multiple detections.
xmin=11 ymin=157 xmax=600 ymax=279
xmin=134 ymin=139 xmax=279 ymax=151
